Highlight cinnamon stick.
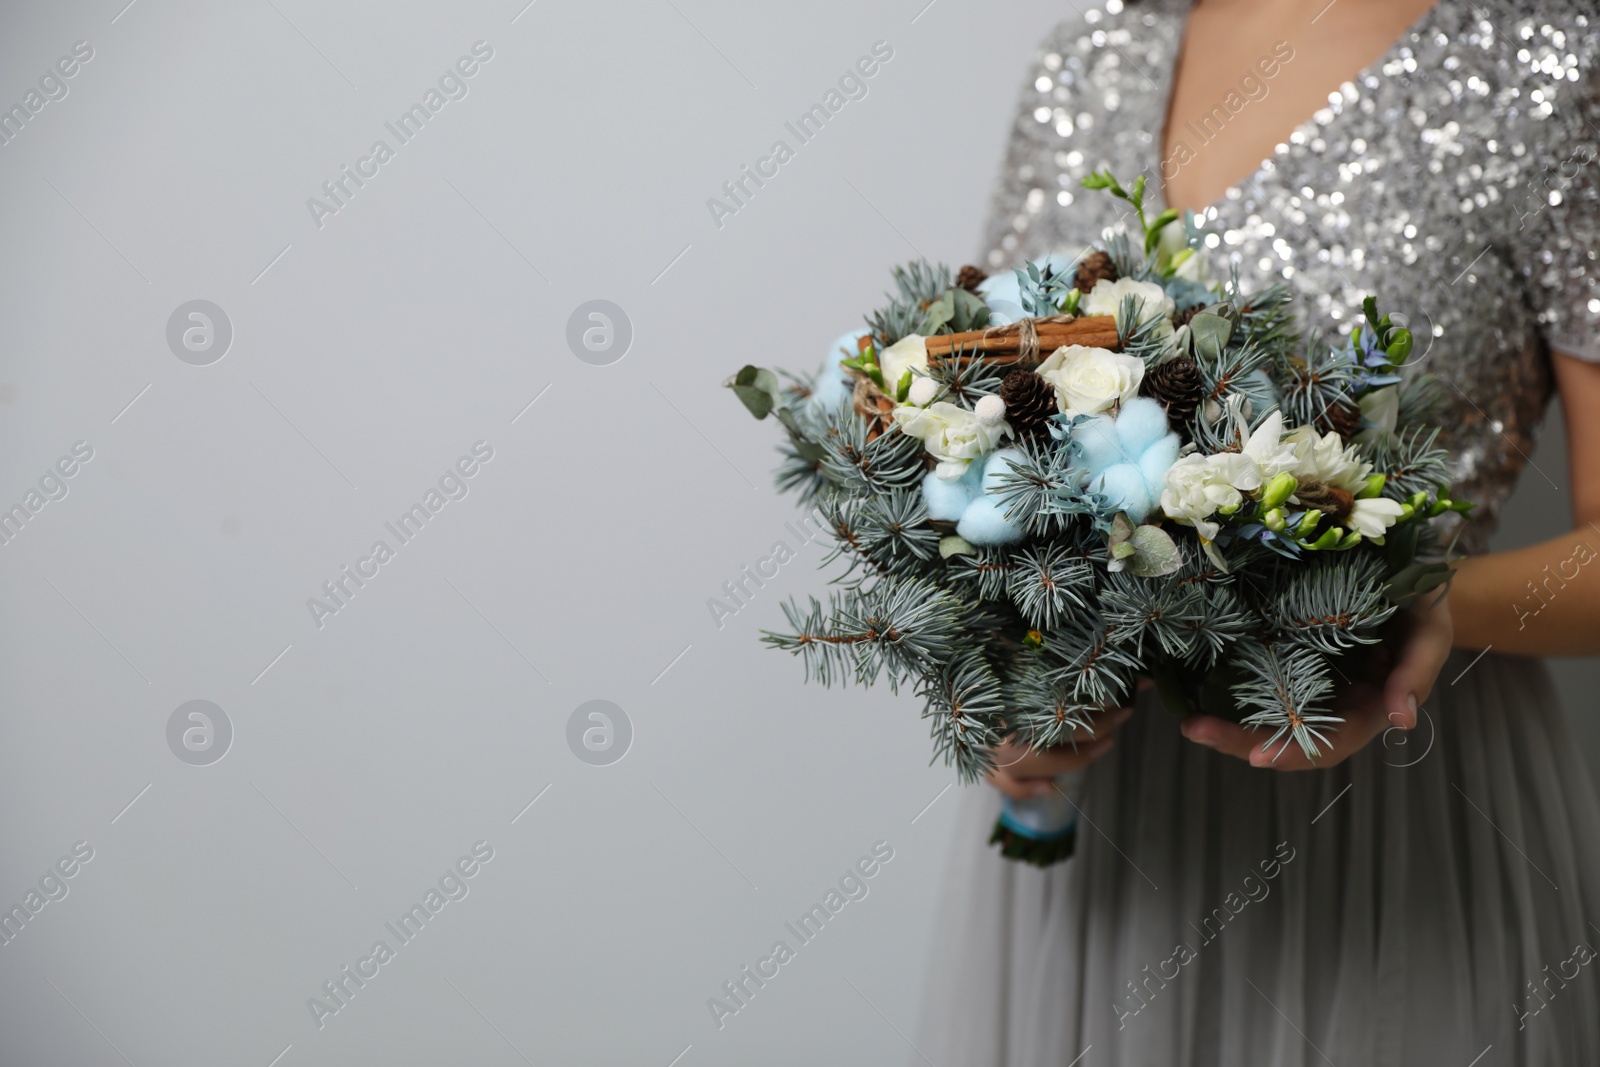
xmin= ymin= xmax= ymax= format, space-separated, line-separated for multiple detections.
xmin=923 ymin=315 xmax=1119 ymax=360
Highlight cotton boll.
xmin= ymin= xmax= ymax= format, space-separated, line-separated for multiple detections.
xmin=921 ymin=468 xmax=977 ymax=521
xmin=1071 ymin=414 xmax=1125 ymax=476
xmin=980 ymin=448 xmax=1027 ymax=494
xmin=957 ymin=497 xmax=1025 ymax=545
xmin=1090 ymin=463 xmax=1154 ymax=521
xmin=811 ymin=364 xmax=852 ymax=411
xmin=1115 ymin=397 xmax=1172 ymax=454
xmin=1137 ymin=433 xmax=1182 ymax=495
xmin=812 ymin=330 xmax=866 ymax=411
xmin=829 ymin=329 xmax=870 ymax=363
xmin=976 ymin=273 xmax=1024 ymax=326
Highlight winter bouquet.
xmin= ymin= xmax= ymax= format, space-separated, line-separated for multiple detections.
xmin=725 ymin=172 xmax=1467 ymax=865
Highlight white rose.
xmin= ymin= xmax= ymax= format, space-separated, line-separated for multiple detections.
xmin=1036 ymin=345 xmax=1145 ymax=417
xmin=1082 ymin=277 xmax=1176 ymax=329
xmin=1354 ymin=385 xmax=1400 ymax=446
xmin=878 ymin=335 xmax=929 ymax=394
xmin=1160 ymin=453 xmax=1245 ymax=541
xmin=1283 ymin=423 xmax=1371 ymax=492
xmin=892 ymin=401 xmax=1007 ymax=480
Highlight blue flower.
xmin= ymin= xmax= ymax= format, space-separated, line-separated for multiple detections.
xmin=1071 ymin=397 xmax=1181 ymax=522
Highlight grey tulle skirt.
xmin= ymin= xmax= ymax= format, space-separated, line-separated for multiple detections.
xmin=914 ymin=652 xmax=1600 ymax=1066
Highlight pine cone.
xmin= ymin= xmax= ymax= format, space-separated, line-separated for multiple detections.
xmin=1317 ymin=400 xmax=1363 ymax=440
xmin=1140 ymin=356 xmax=1203 ymax=428
xmin=956 ymin=264 xmax=988 ymax=293
xmin=998 ymin=369 xmax=1059 ymax=439
xmin=1075 ymin=250 xmax=1118 ymax=294
xmin=1173 ymin=304 xmax=1203 ymax=330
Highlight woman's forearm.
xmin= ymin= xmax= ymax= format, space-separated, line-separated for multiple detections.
xmin=1450 ymin=525 xmax=1600 ymax=654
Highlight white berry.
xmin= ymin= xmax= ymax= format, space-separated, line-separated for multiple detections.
xmin=974 ymin=394 xmax=1007 ymax=426
xmin=907 ymin=376 xmax=939 ymax=406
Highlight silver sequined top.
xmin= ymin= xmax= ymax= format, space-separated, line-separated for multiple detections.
xmin=982 ymin=0 xmax=1600 ymax=551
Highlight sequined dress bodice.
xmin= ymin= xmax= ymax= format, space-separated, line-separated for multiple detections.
xmin=982 ymin=0 xmax=1600 ymax=551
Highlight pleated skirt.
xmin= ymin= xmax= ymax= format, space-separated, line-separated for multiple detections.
xmin=913 ymin=652 xmax=1600 ymax=1066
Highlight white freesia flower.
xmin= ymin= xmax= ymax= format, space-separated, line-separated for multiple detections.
xmin=1354 ymin=385 xmax=1400 ymax=446
xmin=878 ymin=335 xmax=928 ymax=393
xmin=892 ymin=401 xmax=1007 ymax=480
xmin=1240 ymin=410 xmax=1299 ymax=481
xmin=1158 ymin=410 xmax=1295 ymax=540
xmin=1347 ymin=495 xmax=1406 ymax=538
xmin=1282 ymin=423 xmax=1370 ymax=491
xmin=1160 ymin=454 xmax=1244 ymax=541
xmin=1036 ymin=344 xmax=1145 ymax=417
xmin=1082 ymin=277 xmax=1176 ymax=329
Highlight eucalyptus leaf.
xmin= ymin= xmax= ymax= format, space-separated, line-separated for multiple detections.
xmin=919 ymin=291 xmax=955 ymax=336
xmin=939 ymin=535 xmax=976 ymax=559
xmin=949 ymin=287 xmax=991 ymax=332
xmin=774 ymin=409 xmax=827 ymax=461
xmin=1188 ymin=312 xmax=1234 ymax=361
xmin=726 ymin=365 xmax=782 ymax=420
xmin=1108 ymin=511 xmax=1136 ymax=547
xmin=1128 ymin=524 xmax=1184 ymax=577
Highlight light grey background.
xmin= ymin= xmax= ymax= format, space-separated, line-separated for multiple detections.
xmin=0 ymin=1 xmax=1593 ymax=1065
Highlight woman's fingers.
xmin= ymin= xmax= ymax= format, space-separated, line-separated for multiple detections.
xmin=983 ymin=707 xmax=1131 ymax=796
xmin=1179 ymin=715 xmax=1259 ymax=761
xmin=1384 ymin=594 xmax=1454 ymax=730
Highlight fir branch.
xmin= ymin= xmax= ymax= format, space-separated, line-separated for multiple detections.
xmin=1278 ymin=334 xmax=1358 ymax=429
xmin=947 ymin=546 xmax=1017 ymax=601
xmin=1004 ymin=659 xmax=1102 ymax=750
xmin=1006 ymin=541 xmax=1095 ymax=630
xmin=1118 ymin=292 xmax=1176 ymax=368
xmin=762 ymin=576 xmax=966 ymax=693
xmin=864 ymin=301 xmax=923 ymax=349
xmin=1395 ymin=372 xmax=1443 ymax=426
xmin=919 ymin=649 xmax=1008 ymax=781
xmin=987 ymin=437 xmax=1102 ymax=535
xmin=1266 ymin=554 xmax=1396 ymax=655
xmin=1102 ymin=231 xmax=1141 ymax=281
xmin=1228 ymin=278 xmax=1301 ymax=354
xmin=1194 ymin=338 xmax=1277 ymax=419
xmin=1367 ymin=425 xmax=1450 ymax=500
xmin=926 ymin=348 xmax=1005 ymax=408
xmin=1232 ymin=642 xmax=1343 ymax=760
xmin=817 ymin=411 xmax=927 ymax=495
xmin=817 ymin=489 xmax=941 ymax=581
xmin=774 ymin=438 xmax=836 ymax=507
xmin=891 ymin=260 xmax=952 ymax=307
xmin=1098 ymin=569 xmax=1206 ymax=660
xmin=1179 ymin=582 xmax=1254 ymax=670
xmin=1037 ymin=614 xmax=1141 ymax=706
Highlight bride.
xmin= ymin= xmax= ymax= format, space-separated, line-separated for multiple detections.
xmin=915 ymin=0 xmax=1600 ymax=1063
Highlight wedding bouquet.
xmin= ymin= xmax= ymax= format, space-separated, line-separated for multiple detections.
xmin=726 ymin=172 xmax=1467 ymax=865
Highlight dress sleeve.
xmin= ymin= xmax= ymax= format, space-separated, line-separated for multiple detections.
xmin=1510 ymin=59 xmax=1600 ymax=361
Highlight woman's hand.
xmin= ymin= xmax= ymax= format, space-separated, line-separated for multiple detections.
xmin=1180 ymin=592 xmax=1454 ymax=771
xmin=984 ymin=706 xmax=1134 ymax=799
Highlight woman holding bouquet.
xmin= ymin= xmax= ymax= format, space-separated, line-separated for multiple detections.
xmin=916 ymin=0 xmax=1600 ymax=1063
